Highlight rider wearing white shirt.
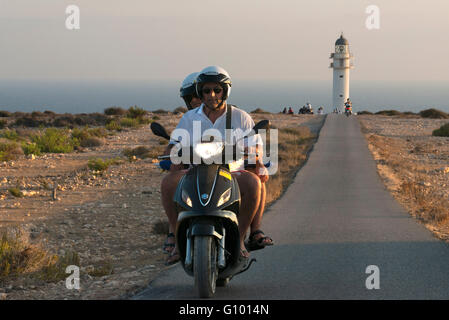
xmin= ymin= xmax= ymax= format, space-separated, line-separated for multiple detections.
xmin=170 ymin=103 xmax=262 ymax=172
xmin=160 ymin=66 xmax=271 ymax=265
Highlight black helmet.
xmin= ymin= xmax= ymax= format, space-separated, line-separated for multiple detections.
xmin=195 ymin=66 xmax=232 ymax=100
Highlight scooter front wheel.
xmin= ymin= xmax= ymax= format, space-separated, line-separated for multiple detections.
xmin=193 ymin=235 xmax=218 ymax=298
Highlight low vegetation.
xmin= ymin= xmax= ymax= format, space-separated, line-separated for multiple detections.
xmin=0 ymin=121 xmax=120 ymax=161
xmin=105 ymin=120 xmax=122 ymax=132
xmin=104 ymin=107 xmax=127 ymax=116
xmin=32 ymin=128 xmax=78 ymax=153
xmin=88 ymin=157 xmax=121 ymax=172
xmin=251 ymin=108 xmax=271 ymax=114
xmin=86 ymin=260 xmax=114 ymax=277
xmin=173 ymin=106 xmax=188 ymax=114
xmin=0 ymin=141 xmax=23 ymax=161
xmin=122 ymin=146 xmax=151 ymax=160
xmin=264 ymin=126 xmax=316 ymax=206
xmin=39 ymin=251 xmax=80 ymax=282
xmin=420 ymin=108 xmax=449 ymax=119
xmin=375 ymin=110 xmax=402 ymax=116
xmin=8 ymin=188 xmax=23 ymax=198
xmin=362 ymin=108 xmax=447 ymax=119
xmin=432 ymin=123 xmax=449 ymax=137
xmin=127 ymin=106 xmax=147 ymax=119
xmin=0 ymin=110 xmax=11 ymax=117
xmin=400 ymin=180 xmax=449 ymax=224
xmin=0 ymin=228 xmax=79 ymax=283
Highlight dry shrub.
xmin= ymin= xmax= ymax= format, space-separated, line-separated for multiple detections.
xmin=152 ymin=109 xmax=170 ymax=114
xmin=400 ymin=181 xmax=427 ymax=207
xmin=420 ymin=108 xmax=449 ymax=119
xmin=375 ymin=110 xmax=402 ymax=116
xmin=38 ymin=251 xmax=80 ymax=282
xmin=277 ymin=127 xmax=313 ymax=171
xmin=124 ymin=145 xmax=165 ymax=161
xmin=432 ymin=123 xmax=449 ymax=137
xmin=80 ymin=137 xmax=103 ymax=148
xmin=104 ymin=107 xmax=127 ymax=116
xmin=0 ymin=228 xmax=51 ymax=280
xmin=399 ymin=112 xmax=419 ymax=118
xmin=0 ymin=110 xmax=11 ymax=117
xmin=127 ymin=106 xmax=147 ymax=119
xmin=251 ymin=108 xmax=271 ymax=114
xmin=0 ymin=141 xmax=24 ymax=161
xmin=0 ymin=227 xmax=80 ymax=283
xmin=400 ymin=181 xmax=449 ymax=224
xmin=173 ymin=106 xmax=188 ymax=114
xmin=264 ymin=126 xmax=316 ymax=206
xmin=265 ymin=174 xmax=283 ymax=206
xmin=87 ymin=259 xmax=114 ymax=277
xmin=88 ymin=157 xmax=121 ymax=172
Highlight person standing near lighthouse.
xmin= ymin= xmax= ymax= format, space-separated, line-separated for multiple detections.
xmin=330 ymin=33 xmax=354 ymax=113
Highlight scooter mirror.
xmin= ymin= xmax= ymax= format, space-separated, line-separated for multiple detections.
xmin=252 ymin=120 xmax=270 ymax=134
xmin=150 ymin=122 xmax=171 ymax=140
xmin=236 ymin=120 xmax=271 ymax=143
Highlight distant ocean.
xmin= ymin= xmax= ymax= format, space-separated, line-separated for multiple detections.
xmin=0 ymin=79 xmax=448 ymax=114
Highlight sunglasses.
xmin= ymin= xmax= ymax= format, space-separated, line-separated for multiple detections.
xmin=202 ymin=87 xmax=223 ymax=95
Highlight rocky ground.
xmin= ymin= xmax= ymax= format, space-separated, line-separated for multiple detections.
xmin=0 ymin=112 xmax=322 ymax=300
xmin=358 ymin=115 xmax=449 ymax=239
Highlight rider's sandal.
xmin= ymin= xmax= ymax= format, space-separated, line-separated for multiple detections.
xmin=163 ymin=233 xmax=176 ymax=254
xmin=235 ymin=249 xmax=251 ymax=273
xmin=245 ymin=230 xmax=274 ymax=252
xmin=165 ymin=248 xmax=180 ymax=266
xmin=239 ymin=249 xmax=250 ymax=264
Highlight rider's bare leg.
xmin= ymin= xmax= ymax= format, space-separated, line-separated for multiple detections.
xmin=231 ymin=171 xmax=261 ymax=255
xmin=161 ymin=170 xmax=185 ymax=237
xmin=250 ymin=181 xmax=266 ymax=232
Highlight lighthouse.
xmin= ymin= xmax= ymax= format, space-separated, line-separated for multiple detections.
xmin=330 ymin=33 xmax=354 ymax=112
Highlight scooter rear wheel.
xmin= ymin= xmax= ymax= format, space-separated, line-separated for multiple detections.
xmin=193 ymin=235 xmax=218 ymax=298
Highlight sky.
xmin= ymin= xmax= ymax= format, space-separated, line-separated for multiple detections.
xmin=0 ymin=0 xmax=448 ymax=83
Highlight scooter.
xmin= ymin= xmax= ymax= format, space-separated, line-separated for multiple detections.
xmin=151 ymin=120 xmax=269 ymax=298
xmin=345 ymin=106 xmax=352 ymax=117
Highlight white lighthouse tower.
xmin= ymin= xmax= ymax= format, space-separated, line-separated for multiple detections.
xmin=330 ymin=33 xmax=354 ymax=112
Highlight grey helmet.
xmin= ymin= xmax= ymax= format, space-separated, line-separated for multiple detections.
xmin=180 ymin=72 xmax=199 ymax=109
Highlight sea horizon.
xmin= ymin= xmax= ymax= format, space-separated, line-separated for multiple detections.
xmin=0 ymin=79 xmax=448 ymax=115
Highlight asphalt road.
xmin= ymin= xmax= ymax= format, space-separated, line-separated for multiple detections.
xmin=133 ymin=114 xmax=449 ymax=300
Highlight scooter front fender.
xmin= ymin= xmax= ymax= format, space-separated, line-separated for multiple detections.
xmin=177 ymin=210 xmax=238 ymax=227
xmin=176 ymin=210 xmax=240 ymax=276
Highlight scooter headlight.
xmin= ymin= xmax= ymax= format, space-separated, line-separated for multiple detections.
xmin=182 ymin=189 xmax=192 ymax=207
xmin=217 ymin=188 xmax=232 ymax=207
xmin=193 ymin=142 xmax=223 ymax=160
